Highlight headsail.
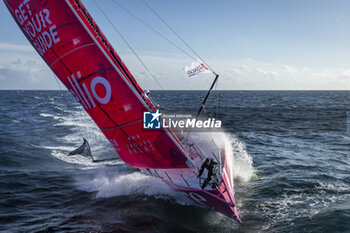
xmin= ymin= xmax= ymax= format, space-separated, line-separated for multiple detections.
xmin=4 ymin=0 xmax=194 ymax=169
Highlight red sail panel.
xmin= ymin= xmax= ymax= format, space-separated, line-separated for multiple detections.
xmin=4 ymin=0 xmax=193 ymax=169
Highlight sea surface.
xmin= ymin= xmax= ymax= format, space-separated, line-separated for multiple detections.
xmin=0 ymin=90 xmax=349 ymax=233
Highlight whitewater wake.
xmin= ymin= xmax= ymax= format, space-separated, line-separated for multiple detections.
xmin=76 ymin=167 xmax=184 ymax=199
xmin=42 ymin=103 xmax=254 ymax=202
xmin=69 ymin=131 xmax=255 ymax=204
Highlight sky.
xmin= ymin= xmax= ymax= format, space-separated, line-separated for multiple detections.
xmin=1 ymin=0 xmax=350 ymax=90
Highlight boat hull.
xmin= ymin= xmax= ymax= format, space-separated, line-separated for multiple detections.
xmin=4 ymin=0 xmax=241 ymax=222
xmin=165 ymin=180 xmax=241 ymax=222
xmin=141 ymin=140 xmax=241 ymax=223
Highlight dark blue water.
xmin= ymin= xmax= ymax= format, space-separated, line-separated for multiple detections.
xmin=0 ymin=90 xmax=349 ymax=232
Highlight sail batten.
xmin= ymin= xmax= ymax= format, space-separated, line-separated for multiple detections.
xmin=4 ymin=0 xmax=193 ymax=169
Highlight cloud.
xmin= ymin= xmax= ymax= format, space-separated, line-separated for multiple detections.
xmin=0 ymin=45 xmax=58 ymax=90
xmin=0 ymin=42 xmax=33 ymax=52
xmin=1 ymin=42 xmax=349 ymax=90
xmin=206 ymin=58 xmax=350 ymax=90
xmin=0 ymin=67 xmax=27 ymax=81
xmin=121 ymin=52 xmax=350 ymax=90
xmin=0 ymin=58 xmax=58 ymax=90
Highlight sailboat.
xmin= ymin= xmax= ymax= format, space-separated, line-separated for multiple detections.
xmin=4 ymin=0 xmax=241 ymax=222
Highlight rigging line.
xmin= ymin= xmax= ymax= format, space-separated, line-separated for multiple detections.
xmin=111 ymin=0 xmax=196 ymax=61
xmin=52 ymin=75 xmax=86 ymax=139
xmin=142 ymin=0 xmax=220 ymax=128
xmin=89 ymin=1 xmax=177 ymax=163
xmin=141 ymin=0 xmax=216 ymax=73
xmin=92 ymin=0 xmax=164 ymax=90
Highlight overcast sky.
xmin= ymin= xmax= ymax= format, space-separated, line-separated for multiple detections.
xmin=1 ymin=0 xmax=350 ymax=90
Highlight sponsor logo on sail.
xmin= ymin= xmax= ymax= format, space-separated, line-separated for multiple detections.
xmin=14 ymin=1 xmax=61 ymax=56
xmin=68 ymin=70 xmax=112 ymax=109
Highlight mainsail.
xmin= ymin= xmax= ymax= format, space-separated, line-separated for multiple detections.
xmin=4 ymin=0 xmax=194 ymax=169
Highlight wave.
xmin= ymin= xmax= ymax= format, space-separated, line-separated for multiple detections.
xmin=65 ymin=131 xmax=254 ymax=209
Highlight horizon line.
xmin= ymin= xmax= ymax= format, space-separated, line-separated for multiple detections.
xmin=1 ymin=89 xmax=350 ymax=92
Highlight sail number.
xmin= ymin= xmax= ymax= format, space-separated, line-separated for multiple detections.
xmin=68 ymin=71 xmax=112 ymax=109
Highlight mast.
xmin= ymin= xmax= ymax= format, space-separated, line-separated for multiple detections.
xmin=194 ymin=73 xmax=219 ymax=120
xmin=109 ymin=0 xmax=219 ymax=124
xmin=185 ymin=72 xmax=219 ymax=138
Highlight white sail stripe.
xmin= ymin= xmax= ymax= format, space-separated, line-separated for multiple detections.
xmin=82 ymin=83 xmax=96 ymax=107
xmin=71 ymin=73 xmax=91 ymax=109
xmin=67 ymin=76 xmax=88 ymax=109
xmin=49 ymin=43 xmax=96 ymax=67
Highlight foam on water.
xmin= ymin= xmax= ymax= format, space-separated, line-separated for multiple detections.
xmin=230 ymin=136 xmax=255 ymax=182
xmin=45 ymin=115 xmax=119 ymax=168
xmin=46 ymin=104 xmax=254 ymax=207
xmin=50 ymin=149 xmax=122 ymax=168
xmin=3 ymin=90 xmax=350 ymax=232
xmin=47 ymin=136 xmax=119 ymax=168
xmin=68 ymin=131 xmax=254 ymax=207
xmin=76 ymin=168 xmax=179 ymax=199
xmin=257 ymin=180 xmax=350 ymax=231
xmin=190 ymin=131 xmax=255 ymax=183
xmin=39 ymin=113 xmax=62 ymax=120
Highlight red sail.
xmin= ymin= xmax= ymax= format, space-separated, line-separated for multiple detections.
xmin=4 ymin=0 xmax=194 ymax=169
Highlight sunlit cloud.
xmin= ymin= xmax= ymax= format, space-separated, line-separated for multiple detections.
xmin=1 ymin=42 xmax=350 ymax=90
xmin=0 ymin=42 xmax=34 ymax=52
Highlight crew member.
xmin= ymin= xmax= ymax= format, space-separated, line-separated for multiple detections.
xmin=197 ymin=158 xmax=218 ymax=189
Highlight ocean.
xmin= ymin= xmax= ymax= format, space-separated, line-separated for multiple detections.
xmin=0 ymin=90 xmax=349 ymax=233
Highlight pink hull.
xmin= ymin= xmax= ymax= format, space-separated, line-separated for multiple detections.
xmin=4 ymin=0 xmax=241 ymax=222
xmin=144 ymin=144 xmax=241 ymax=223
xmin=165 ymin=181 xmax=241 ymax=223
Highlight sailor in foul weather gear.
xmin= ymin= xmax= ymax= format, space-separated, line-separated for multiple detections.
xmin=197 ymin=158 xmax=218 ymax=189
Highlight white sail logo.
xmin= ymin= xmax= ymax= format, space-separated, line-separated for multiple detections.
xmin=68 ymin=71 xmax=112 ymax=109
